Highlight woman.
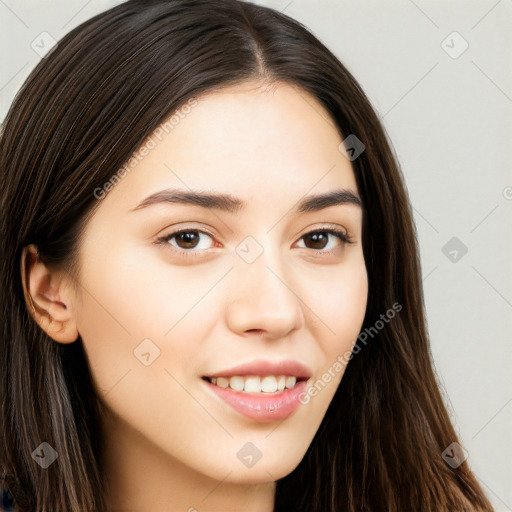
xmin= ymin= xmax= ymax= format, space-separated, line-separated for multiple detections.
xmin=0 ymin=0 xmax=494 ymax=510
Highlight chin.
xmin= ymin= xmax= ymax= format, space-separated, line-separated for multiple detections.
xmin=212 ymin=455 xmax=304 ymax=484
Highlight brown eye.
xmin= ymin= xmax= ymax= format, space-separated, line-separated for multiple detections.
xmin=303 ymin=231 xmax=330 ymax=250
xmin=155 ymin=226 xmax=351 ymax=258
xmin=174 ymin=231 xmax=201 ymax=249
xmin=158 ymin=229 xmax=215 ymax=252
xmin=298 ymin=229 xmax=350 ymax=252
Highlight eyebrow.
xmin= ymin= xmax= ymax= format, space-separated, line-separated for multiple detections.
xmin=130 ymin=188 xmax=362 ymax=214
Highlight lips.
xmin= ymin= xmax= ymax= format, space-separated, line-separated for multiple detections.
xmin=201 ymin=359 xmax=312 ymax=422
xmin=203 ymin=378 xmax=308 ymax=421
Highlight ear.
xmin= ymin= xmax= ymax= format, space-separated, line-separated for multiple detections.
xmin=20 ymin=244 xmax=79 ymax=344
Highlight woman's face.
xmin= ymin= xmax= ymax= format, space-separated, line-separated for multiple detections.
xmin=72 ymin=81 xmax=368 ymax=484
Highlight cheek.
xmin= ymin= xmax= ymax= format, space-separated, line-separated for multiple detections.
xmin=334 ymin=270 xmax=367 ymax=343
xmin=312 ymin=258 xmax=368 ymax=351
xmin=304 ymin=258 xmax=368 ymax=390
xmin=88 ymin=242 xmax=234 ymax=335
xmin=73 ymin=245 xmax=229 ymax=393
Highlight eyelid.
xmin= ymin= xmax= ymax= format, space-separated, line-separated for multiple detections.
xmin=297 ymin=223 xmax=351 ymax=241
xmin=155 ymin=226 xmax=217 ymax=258
xmin=154 ymin=223 xmax=354 ymax=257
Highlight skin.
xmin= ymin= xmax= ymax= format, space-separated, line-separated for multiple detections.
xmin=23 ymin=80 xmax=368 ymax=512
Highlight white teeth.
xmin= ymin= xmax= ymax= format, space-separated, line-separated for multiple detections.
xmin=285 ymin=376 xmax=296 ymax=389
xmin=261 ymin=376 xmax=277 ymax=392
xmin=229 ymin=376 xmax=244 ymax=392
xmin=216 ymin=377 xmax=229 ymax=388
xmin=244 ymin=376 xmax=261 ymax=393
xmin=208 ymin=375 xmax=300 ymax=393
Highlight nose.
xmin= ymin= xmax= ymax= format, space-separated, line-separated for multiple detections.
xmin=224 ymin=249 xmax=305 ymax=340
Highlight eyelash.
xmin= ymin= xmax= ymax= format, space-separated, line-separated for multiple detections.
xmin=155 ymin=226 xmax=354 ymax=258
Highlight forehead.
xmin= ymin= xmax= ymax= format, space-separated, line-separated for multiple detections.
xmin=96 ymin=81 xmax=359 ymax=214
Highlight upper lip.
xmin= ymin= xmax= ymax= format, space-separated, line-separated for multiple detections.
xmin=203 ymin=359 xmax=312 ymax=379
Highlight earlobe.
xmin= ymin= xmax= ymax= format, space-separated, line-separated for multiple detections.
xmin=20 ymin=244 xmax=79 ymax=344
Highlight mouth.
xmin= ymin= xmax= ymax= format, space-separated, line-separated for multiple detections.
xmin=201 ymin=374 xmax=308 ymax=395
xmin=202 ymin=375 xmax=309 ymax=422
xmin=200 ymin=359 xmax=312 ymax=421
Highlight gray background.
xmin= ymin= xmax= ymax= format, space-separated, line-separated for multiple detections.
xmin=1 ymin=0 xmax=511 ymax=510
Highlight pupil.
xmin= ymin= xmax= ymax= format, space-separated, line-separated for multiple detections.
xmin=174 ymin=231 xmax=329 ymax=250
xmin=177 ymin=231 xmax=199 ymax=248
xmin=306 ymin=232 xmax=327 ymax=249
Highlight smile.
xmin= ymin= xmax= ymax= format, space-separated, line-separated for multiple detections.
xmin=202 ymin=375 xmax=309 ymax=422
xmin=203 ymin=374 xmax=305 ymax=394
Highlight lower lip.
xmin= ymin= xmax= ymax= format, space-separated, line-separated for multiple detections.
xmin=203 ymin=378 xmax=307 ymax=422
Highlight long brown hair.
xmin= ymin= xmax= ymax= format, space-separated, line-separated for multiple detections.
xmin=0 ymin=1 xmax=493 ymax=510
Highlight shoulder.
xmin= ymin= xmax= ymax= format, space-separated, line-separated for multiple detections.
xmin=0 ymin=478 xmax=17 ymax=512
